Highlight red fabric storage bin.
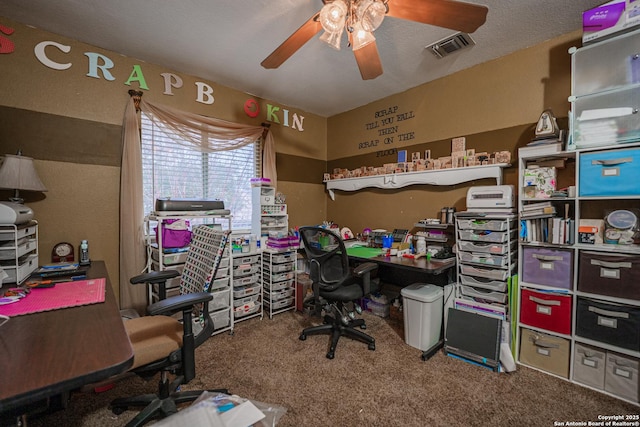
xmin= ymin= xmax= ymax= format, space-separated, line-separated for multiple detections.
xmin=520 ymin=288 xmax=572 ymax=335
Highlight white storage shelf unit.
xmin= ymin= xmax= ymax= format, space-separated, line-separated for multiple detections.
xmin=145 ymin=213 xmax=233 ymax=336
xmin=516 ymin=143 xmax=640 ymax=405
xmin=251 ymin=186 xmax=288 ymax=243
xmin=263 ymin=249 xmax=296 ymax=318
xmin=513 ymin=28 xmax=640 ymax=405
xmin=0 ymin=221 xmax=38 ymax=286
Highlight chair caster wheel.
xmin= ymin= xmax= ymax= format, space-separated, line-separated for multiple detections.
xmin=368 ymin=343 xmax=376 ymax=351
xmin=299 ymin=334 xmax=307 ymax=341
xmin=111 ymin=406 xmax=126 ymax=415
xmin=360 ymin=324 xmax=367 ymax=330
xmin=326 ymin=351 xmax=335 ymax=359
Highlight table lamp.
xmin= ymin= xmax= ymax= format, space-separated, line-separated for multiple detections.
xmin=0 ymin=151 xmax=47 ymax=224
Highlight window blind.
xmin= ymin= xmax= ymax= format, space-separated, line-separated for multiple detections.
xmin=141 ymin=113 xmax=260 ymax=229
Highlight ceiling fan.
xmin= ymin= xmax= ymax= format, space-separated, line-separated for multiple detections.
xmin=261 ymin=0 xmax=488 ymax=80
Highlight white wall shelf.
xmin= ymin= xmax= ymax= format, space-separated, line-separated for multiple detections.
xmin=324 ymin=163 xmax=510 ymax=200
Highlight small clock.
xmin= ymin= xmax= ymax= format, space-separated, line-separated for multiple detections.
xmin=52 ymin=242 xmax=75 ymax=263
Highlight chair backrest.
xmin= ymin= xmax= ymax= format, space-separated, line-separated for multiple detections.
xmin=299 ymin=226 xmax=349 ymax=290
xmin=180 ymin=225 xmax=230 ymax=296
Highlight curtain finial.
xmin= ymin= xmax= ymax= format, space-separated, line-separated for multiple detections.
xmin=128 ymin=90 xmax=143 ymax=112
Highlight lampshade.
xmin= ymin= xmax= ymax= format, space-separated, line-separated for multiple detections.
xmin=320 ymin=27 xmax=344 ymax=50
xmin=351 ymin=21 xmax=376 ymax=50
xmin=356 ymin=0 xmax=386 ymax=32
xmin=319 ymin=0 xmax=347 ymax=33
xmin=0 ymin=153 xmax=47 ymax=203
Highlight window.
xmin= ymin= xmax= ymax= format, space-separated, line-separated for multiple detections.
xmin=141 ymin=113 xmax=261 ymax=229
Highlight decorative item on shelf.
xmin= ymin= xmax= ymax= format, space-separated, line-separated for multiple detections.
xmin=0 ymin=151 xmax=47 ymax=224
xmin=604 ymin=209 xmax=640 ymax=245
xmin=523 ymin=166 xmax=556 ymax=199
xmin=275 ymin=192 xmax=286 ymax=204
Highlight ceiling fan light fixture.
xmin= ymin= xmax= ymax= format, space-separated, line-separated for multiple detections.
xmin=351 ymin=21 xmax=375 ymax=50
xmin=319 ymin=0 xmax=348 ymax=33
xmin=320 ymin=28 xmax=344 ymax=50
xmin=356 ymin=0 xmax=386 ymax=32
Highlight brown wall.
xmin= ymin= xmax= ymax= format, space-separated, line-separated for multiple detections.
xmin=0 ymin=17 xmax=328 ymax=302
xmin=323 ymin=31 xmax=581 ymax=235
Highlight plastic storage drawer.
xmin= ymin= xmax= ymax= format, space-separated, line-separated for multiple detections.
xmin=209 ymin=289 xmax=230 ymax=311
xmin=234 ymin=301 xmax=260 ymax=318
xmin=232 ymin=255 xmax=260 ymax=266
xmin=459 ymin=264 xmax=510 ymax=281
xmin=579 ymin=147 xmax=640 ymax=196
xmin=605 ymin=352 xmax=639 ymax=402
xmin=233 ymin=285 xmax=262 ymax=299
xmin=208 ymin=276 xmax=229 ymax=291
xmin=0 ymin=238 xmax=36 ymax=260
xmin=456 ymin=219 xmax=513 ymax=231
xmin=458 ymin=251 xmax=513 ymax=268
xmin=459 ymin=285 xmax=507 ymax=304
xmin=265 ymin=296 xmax=294 ymax=310
xmin=233 ymin=293 xmax=260 ymax=308
xmin=576 ymin=297 xmax=640 ymax=351
xmin=233 ymin=274 xmax=259 ymax=288
xmin=578 ymin=251 xmax=640 ymax=300
xmin=232 ymin=264 xmax=259 ymax=277
xmin=265 ymin=287 xmax=294 ymax=301
xmin=457 ymin=241 xmax=515 ymax=255
xmin=519 ymin=328 xmax=570 ymax=378
xmin=572 ymin=30 xmax=640 ymax=97
xmin=459 ymin=275 xmax=508 ymax=292
xmin=457 ymin=229 xmax=514 ymax=243
xmin=573 ymin=343 xmax=606 ymax=390
xmin=211 ymin=309 xmax=230 ymax=330
xmin=520 ymin=289 xmax=572 ymax=335
xmin=522 ymin=247 xmax=573 ymax=289
xmin=264 ymin=279 xmax=294 ymax=292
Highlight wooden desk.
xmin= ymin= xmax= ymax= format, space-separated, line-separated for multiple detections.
xmin=0 ymin=261 xmax=134 ymax=415
xmin=348 ymin=248 xmax=456 ymax=286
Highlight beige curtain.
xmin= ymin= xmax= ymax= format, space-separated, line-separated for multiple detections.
xmin=119 ymin=97 xmax=276 ymax=312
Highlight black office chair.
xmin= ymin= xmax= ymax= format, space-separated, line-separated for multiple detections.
xmin=298 ymin=226 xmax=378 ymax=359
xmin=110 ymin=226 xmax=230 ymax=427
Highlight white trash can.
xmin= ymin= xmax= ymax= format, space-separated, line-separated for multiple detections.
xmin=401 ymin=283 xmax=444 ymax=351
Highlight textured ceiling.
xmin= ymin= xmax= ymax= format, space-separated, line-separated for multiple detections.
xmin=0 ymin=0 xmax=604 ymax=117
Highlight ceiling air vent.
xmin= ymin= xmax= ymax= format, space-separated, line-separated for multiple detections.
xmin=426 ymin=32 xmax=476 ymax=59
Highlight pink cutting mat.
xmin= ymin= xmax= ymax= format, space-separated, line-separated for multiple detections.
xmin=0 ymin=278 xmax=106 ymax=317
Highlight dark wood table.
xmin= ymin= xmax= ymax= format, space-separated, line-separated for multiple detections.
xmin=0 ymin=261 xmax=134 ymax=416
xmin=348 ymin=249 xmax=456 ymax=286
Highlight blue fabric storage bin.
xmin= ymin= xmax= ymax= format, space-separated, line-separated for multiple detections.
xmin=579 ymin=148 xmax=640 ymax=197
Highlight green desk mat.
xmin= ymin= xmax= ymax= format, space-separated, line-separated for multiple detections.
xmin=346 ymin=246 xmax=384 ymax=259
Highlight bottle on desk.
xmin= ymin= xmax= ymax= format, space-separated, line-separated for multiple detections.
xmin=79 ymin=240 xmax=91 ymax=266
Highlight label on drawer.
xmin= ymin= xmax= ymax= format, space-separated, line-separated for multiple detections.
xmin=537 ymin=348 xmax=550 ymax=357
xmin=614 ymin=367 xmax=631 ymax=378
xmin=597 ymin=316 xmax=617 ymax=328
xmin=540 ymin=261 xmax=554 ymax=271
xmin=536 ymin=305 xmax=552 ymax=315
xmin=602 ymin=168 xmax=619 ymax=177
xmin=582 ymin=358 xmax=598 ymax=368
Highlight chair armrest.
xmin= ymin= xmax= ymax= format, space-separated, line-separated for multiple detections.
xmin=130 ymin=269 xmax=181 ymax=285
xmin=147 ymin=291 xmax=213 ymax=316
xmin=353 ymin=262 xmax=377 ymax=295
xmin=353 ymin=262 xmax=377 ymax=277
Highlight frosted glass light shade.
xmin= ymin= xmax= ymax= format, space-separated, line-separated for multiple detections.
xmin=319 ymin=0 xmax=348 ymax=33
xmin=356 ymin=0 xmax=386 ymax=32
xmin=320 ymin=28 xmax=344 ymax=50
xmin=351 ymin=21 xmax=376 ymax=50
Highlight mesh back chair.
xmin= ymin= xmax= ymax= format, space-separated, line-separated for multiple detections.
xmin=299 ymin=226 xmax=378 ymax=359
xmin=110 ymin=225 xmax=230 ymax=427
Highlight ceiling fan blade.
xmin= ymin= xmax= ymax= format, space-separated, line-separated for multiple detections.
xmin=387 ymin=0 xmax=488 ymax=33
xmin=353 ymin=41 xmax=383 ymax=80
xmin=261 ymin=12 xmax=322 ymax=69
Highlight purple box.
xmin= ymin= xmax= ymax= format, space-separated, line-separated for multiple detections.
xmin=522 ymin=247 xmax=573 ymax=289
xmin=583 ymin=0 xmax=637 ymax=43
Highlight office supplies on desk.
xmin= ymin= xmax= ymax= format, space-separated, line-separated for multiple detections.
xmin=0 ymin=278 xmax=106 ymax=317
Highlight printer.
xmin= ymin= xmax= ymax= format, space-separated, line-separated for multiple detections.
xmin=0 ymin=201 xmax=35 ymax=224
xmin=466 ymin=185 xmax=515 ymax=214
xmin=154 ymin=198 xmax=230 ymax=215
